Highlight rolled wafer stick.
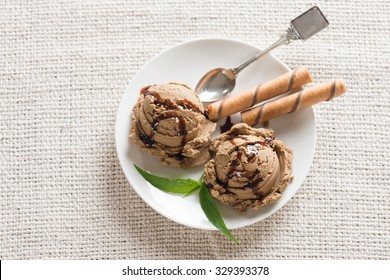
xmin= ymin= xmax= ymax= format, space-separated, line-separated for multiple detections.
xmin=206 ymin=66 xmax=312 ymax=121
xmin=241 ymin=79 xmax=347 ymax=126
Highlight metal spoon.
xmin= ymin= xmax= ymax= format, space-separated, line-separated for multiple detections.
xmin=195 ymin=6 xmax=329 ymax=102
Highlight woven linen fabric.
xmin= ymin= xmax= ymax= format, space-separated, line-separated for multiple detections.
xmin=1 ymin=0 xmax=389 ymax=259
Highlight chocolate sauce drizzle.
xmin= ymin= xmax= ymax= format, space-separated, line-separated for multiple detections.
xmin=142 ymin=87 xmax=202 ymax=114
xmin=178 ymin=118 xmax=187 ymax=144
xmin=246 ymin=169 xmax=264 ymax=191
xmin=217 ymin=135 xmax=276 ymax=200
xmin=226 ymin=150 xmax=242 ymax=179
xmin=220 ymin=116 xmax=234 ymax=134
xmin=156 ymin=112 xmax=188 ymax=144
xmin=246 ymin=143 xmax=261 ymax=162
xmin=138 ymin=87 xmax=200 ymax=147
xmin=139 ymin=132 xmax=155 ymax=147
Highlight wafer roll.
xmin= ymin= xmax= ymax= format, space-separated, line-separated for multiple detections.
xmin=241 ymin=79 xmax=347 ymax=126
xmin=206 ymin=67 xmax=312 ymax=121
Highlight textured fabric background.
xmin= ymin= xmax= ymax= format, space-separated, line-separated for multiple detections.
xmin=1 ymin=0 xmax=389 ymax=259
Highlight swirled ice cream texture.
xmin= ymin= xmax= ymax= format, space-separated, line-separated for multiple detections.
xmin=204 ymin=123 xmax=293 ymax=212
xmin=129 ymin=83 xmax=216 ymax=168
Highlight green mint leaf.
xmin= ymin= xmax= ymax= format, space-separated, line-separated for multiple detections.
xmin=134 ymin=164 xmax=200 ymax=194
xmin=182 ymin=186 xmax=200 ymax=198
xmin=182 ymin=173 xmax=205 ymax=197
xmin=198 ymin=173 xmax=204 ymax=183
xmin=199 ymin=183 xmax=238 ymax=243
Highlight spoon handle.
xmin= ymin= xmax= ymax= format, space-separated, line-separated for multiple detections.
xmin=233 ymin=26 xmax=300 ymax=75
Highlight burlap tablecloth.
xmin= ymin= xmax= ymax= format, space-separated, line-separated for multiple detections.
xmin=1 ymin=0 xmax=389 ymax=259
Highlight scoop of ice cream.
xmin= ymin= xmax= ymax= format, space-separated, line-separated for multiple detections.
xmin=204 ymin=123 xmax=293 ymax=212
xmin=129 ymin=82 xmax=216 ymax=168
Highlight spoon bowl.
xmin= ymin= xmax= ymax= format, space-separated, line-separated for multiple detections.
xmin=195 ymin=68 xmax=236 ymax=102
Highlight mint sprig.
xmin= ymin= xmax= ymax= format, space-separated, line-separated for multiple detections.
xmin=134 ymin=164 xmax=237 ymax=242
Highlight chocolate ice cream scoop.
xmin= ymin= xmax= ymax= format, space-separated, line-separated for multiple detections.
xmin=204 ymin=123 xmax=293 ymax=212
xmin=130 ymin=83 xmax=216 ymax=168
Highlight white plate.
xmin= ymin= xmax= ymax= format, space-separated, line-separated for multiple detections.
xmin=115 ymin=38 xmax=316 ymax=230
